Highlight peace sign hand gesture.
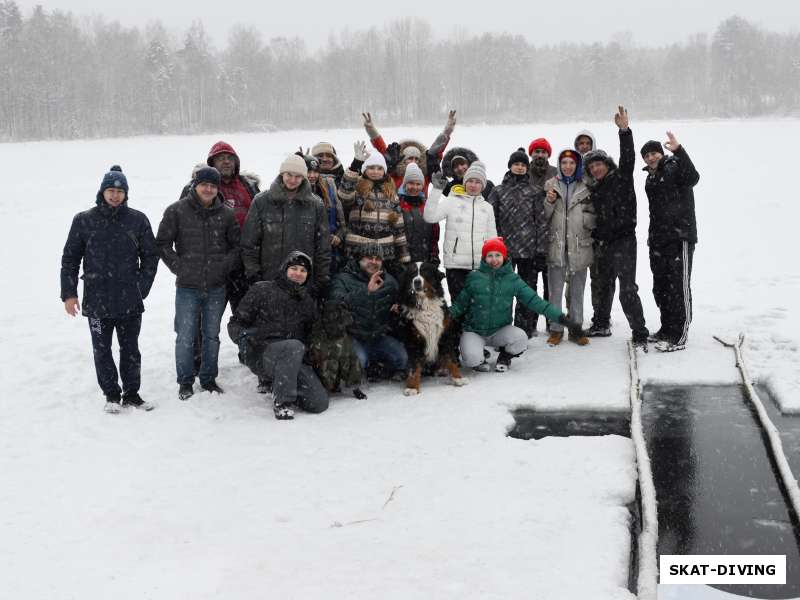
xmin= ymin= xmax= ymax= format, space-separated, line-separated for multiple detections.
xmin=664 ymin=131 xmax=680 ymax=153
xmin=614 ymin=105 xmax=629 ymax=130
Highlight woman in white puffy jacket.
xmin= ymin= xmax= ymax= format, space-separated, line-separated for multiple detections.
xmin=424 ymin=161 xmax=497 ymax=301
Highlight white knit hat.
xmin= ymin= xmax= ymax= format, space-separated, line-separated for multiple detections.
xmin=279 ymin=154 xmax=308 ymax=177
xmin=360 ymin=152 xmax=387 ymax=174
xmin=463 ymin=160 xmax=487 ymax=189
xmin=403 ymin=163 xmax=424 ymax=185
xmin=402 ymin=146 xmax=421 ymax=159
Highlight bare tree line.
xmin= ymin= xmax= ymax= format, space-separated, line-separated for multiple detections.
xmin=0 ymin=3 xmax=798 ymax=142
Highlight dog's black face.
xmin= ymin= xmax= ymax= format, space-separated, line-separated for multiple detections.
xmin=400 ymin=261 xmax=445 ymax=307
xmin=321 ymin=301 xmax=353 ymax=338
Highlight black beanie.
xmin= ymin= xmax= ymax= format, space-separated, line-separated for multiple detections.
xmin=285 ymin=251 xmax=312 ymax=272
xmin=640 ymin=140 xmax=664 ymax=158
xmin=194 ymin=166 xmax=221 ymax=187
xmin=508 ymin=148 xmax=530 ymax=169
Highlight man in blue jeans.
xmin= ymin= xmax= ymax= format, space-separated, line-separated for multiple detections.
xmin=156 ymin=166 xmax=240 ymax=400
xmin=328 ymin=246 xmax=408 ymax=380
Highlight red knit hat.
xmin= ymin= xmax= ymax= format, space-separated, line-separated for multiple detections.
xmin=482 ymin=237 xmax=507 ymax=260
xmin=528 ymin=138 xmax=552 ymax=157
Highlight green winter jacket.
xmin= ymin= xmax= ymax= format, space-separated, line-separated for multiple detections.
xmin=450 ymin=260 xmax=563 ymax=337
xmin=329 ymin=258 xmax=399 ymax=343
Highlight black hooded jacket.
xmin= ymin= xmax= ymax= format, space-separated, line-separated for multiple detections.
xmin=586 ymin=128 xmax=639 ymax=243
xmin=61 ymin=194 xmax=159 ymax=319
xmin=643 ymin=146 xmax=700 ymax=247
xmin=229 ymin=251 xmax=318 ymax=346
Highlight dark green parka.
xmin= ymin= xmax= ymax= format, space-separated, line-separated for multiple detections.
xmin=449 ymin=260 xmax=562 ymax=337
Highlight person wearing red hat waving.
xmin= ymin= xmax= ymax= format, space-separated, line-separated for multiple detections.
xmin=449 ymin=237 xmax=583 ymax=372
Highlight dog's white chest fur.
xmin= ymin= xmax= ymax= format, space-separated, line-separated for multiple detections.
xmin=408 ymin=296 xmax=445 ymax=364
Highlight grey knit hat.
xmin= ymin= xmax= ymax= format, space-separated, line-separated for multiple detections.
xmin=279 ymin=154 xmax=308 ymax=177
xmin=463 ymin=161 xmax=487 ymax=190
xmin=403 ymin=163 xmax=424 ymax=185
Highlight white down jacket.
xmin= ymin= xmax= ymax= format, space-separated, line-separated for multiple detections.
xmin=424 ymin=184 xmax=497 ymax=270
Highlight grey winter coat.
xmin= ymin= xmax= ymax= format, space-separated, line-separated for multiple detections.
xmin=241 ymin=176 xmax=331 ymax=288
xmin=156 ymin=189 xmax=240 ymax=290
xmin=543 ymin=176 xmax=595 ymax=272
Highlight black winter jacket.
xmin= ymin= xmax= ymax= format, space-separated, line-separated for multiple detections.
xmin=644 ymin=146 xmax=700 ymax=247
xmin=488 ymin=171 xmax=547 ymax=258
xmin=399 ymin=192 xmax=440 ymax=265
xmin=329 ymin=259 xmax=399 ymax=343
xmin=61 ymin=198 xmax=159 ymax=319
xmin=241 ymin=176 xmax=331 ymax=288
xmin=230 ymin=260 xmax=317 ymax=346
xmin=588 ymin=128 xmax=639 ymax=243
xmin=156 ymin=189 xmax=241 ymax=290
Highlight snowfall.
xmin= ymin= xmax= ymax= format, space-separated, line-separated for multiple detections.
xmin=1 ymin=119 xmax=797 ymax=600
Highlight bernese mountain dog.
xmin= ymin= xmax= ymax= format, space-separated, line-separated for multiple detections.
xmin=397 ymin=262 xmax=467 ymax=395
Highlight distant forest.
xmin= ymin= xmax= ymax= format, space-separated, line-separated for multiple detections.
xmin=0 ymin=3 xmax=798 ymax=141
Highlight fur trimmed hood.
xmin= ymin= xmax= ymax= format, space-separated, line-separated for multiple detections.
xmin=442 ymin=146 xmax=480 ymax=178
xmin=394 ymin=139 xmax=428 ymax=180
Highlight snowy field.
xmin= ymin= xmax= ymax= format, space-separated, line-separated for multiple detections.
xmin=1 ymin=119 xmax=797 ymax=599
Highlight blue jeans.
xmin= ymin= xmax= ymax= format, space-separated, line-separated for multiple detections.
xmin=352 ymin=335 xmax=408 ymax=373
xmin=174 ymin=286 xmax=226 ymax=385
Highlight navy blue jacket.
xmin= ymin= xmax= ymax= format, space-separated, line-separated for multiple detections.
xmin=61 ymin=196 xmax=159 ymax=319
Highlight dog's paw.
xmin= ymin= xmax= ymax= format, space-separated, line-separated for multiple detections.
xmin=450 ymin=376 xmax=469 ymax=387
xmin=403 ymin=387 xmax=420 ymax=396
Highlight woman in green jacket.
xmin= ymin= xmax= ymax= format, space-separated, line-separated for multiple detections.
xmin=450 ymin=237 xmax=583 ymax=372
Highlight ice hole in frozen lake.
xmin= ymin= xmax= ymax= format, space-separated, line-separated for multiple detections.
xmin=643 ymin=384 xmax=800 ymax=598
xmin=508 ymin=409 xmax=631 ymax=440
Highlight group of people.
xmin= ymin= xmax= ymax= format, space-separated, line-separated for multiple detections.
xmin=60 ymin=106 xmax=700 ymax=418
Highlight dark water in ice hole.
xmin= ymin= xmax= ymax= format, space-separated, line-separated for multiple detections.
xmin=509 ymin=385 xmax=800 ymax=598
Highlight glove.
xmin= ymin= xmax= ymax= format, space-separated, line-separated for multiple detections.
xmin=362 ymin=112 xmax=379 ymax=139
xmin=426 ymin=149 xmax=442 ymax=176
xmin=443 ymin=109 xmax=457 ymax=136
xmin=431 ymin=171 xmax=447 ymax=191
xmin=533 ymin=254 xmax=547 ymax=272
xmin=353 ymin=140 xmax=370 ymax=162
xmin=558 ymin=315 xmax=585 ymax=339
xmin=385 ymin=142 xmax=402 ymax=173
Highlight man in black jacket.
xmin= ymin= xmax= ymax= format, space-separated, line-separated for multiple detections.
xmin=583 ymin=106 xmax=649 ymax=350
xmin=642 ymin=131 xmax=700 ymax=352
xmin=61 ymin=166 xmax=159 ymax=413
xmin=157 ymin=166 xmax=240 ymax=399
xmin=241 ymin=154 xmax=331 ymax=295
xmin=228 ymin=251 xmax=328 ymax=420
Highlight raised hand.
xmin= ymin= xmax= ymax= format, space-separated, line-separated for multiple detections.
xmin=431 ymin=171 xmax=447 ymax=190
xmin=353 ymin=140 xmax=370 ymax=162
xmin=363 ymin=112 xmax=379 ymax=138
xmin=614 ymin=105 xmax=629 ymax=130
xmin=297 ymin=145 xmax=310 ymax=156
xmin=664 ymin=131 xmax=680 ymax=152
xmin=444 ymin=109 xmax=457 ymax=136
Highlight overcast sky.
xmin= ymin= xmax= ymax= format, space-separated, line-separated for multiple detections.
xmin=15 ymin=0 xmax=800 ymax=48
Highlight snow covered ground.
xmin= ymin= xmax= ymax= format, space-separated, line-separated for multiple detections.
xmin=1 ymin=119 xmax=797 ymax=599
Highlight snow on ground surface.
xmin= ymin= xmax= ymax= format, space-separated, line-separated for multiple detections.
xmin=0 ymin=119 xmax=797 ymax=598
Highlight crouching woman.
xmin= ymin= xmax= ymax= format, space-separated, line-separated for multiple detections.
xmin=449 ymin=238 xmax=582 ymax=373
xmin=228 ymin=251 xmax=328 ymax=420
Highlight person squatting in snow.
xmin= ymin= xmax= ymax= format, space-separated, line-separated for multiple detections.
xmin=228 ymin=251 xmax=329 ymax=420
xmin=449 ymin=237 xmax=583 ymax=372
xmin=61 ymin=165 xmax=159 ymax=413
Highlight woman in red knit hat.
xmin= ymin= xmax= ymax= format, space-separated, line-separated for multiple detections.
xmin=449 ymin=237 xmax=583 ymax=372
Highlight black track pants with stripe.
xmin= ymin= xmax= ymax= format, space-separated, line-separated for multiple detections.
xmin=649 ymin=240 xmax=694 ymax=345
